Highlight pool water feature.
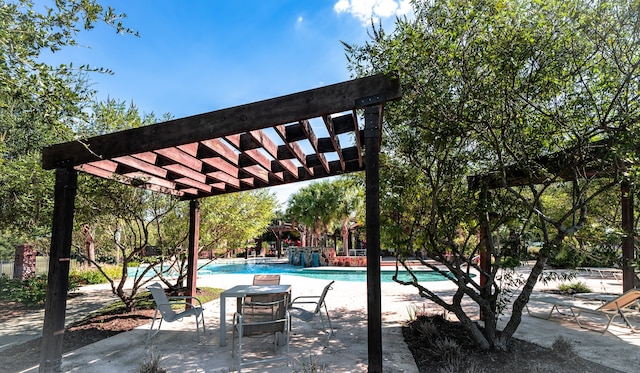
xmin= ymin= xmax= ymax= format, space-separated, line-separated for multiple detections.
xmin=198 ymin=262 xmax=459 ymax=283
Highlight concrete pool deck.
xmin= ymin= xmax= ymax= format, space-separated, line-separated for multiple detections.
xmin=1 ymin=259 xmax=639 ymax=372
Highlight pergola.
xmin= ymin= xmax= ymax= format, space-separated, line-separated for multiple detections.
xmin=39 ymin=74 xmax=402 ymax=372
xmin=468 ymin=140 xmax=637 ymax=292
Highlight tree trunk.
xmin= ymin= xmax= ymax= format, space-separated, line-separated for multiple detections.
xmin=82 ymin=224 xmax=95 ymax=267
xmin=453 ymin=307 xmax=491 ymax=350
xmin=342 ymin=221 xmax=349 ymax=255
xmin=500 ymin=254 xmax=550 ymax=341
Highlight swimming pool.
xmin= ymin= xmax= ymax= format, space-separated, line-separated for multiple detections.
xmin=197 ymin=262 xmax=458 ymax=283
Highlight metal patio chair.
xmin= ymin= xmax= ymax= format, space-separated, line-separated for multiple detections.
xmin=288 ymin=280 xmax=335 ymax=338
xmin=233 ymin=292 xmax=290 ymax=372
xmin=146 ymin=282 xmax=205 ymax=345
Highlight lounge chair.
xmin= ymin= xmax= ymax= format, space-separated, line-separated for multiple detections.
xmin=288 ymin=280 xmax=335 ymax=338
xmin=146 ymin=282 xmax=205 ymax=345
xmin=233 ymin=292 xmax=290 ymax=372
xmin=526 ymin=289 xmax=640 ymax=333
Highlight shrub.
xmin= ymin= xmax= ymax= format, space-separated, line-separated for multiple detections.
xmin=430 ymin=337 xmax=462 ymax=365
xmin=69 ymin=264 xmax=122 ymax=285
xmin=549 ymin=244 xmax=586 ymax=268
xmin=551 ymin=336 xmax=576 ymax=359
xmin=0 ymin=275 xmax=56 ymax=307
xmin=138 ymin=348 xmax=167 ymax=373
xmin=438 ymin=359 xmax=484 ymax=373
xmin=558 ymin=281 xmax=591 ymax=294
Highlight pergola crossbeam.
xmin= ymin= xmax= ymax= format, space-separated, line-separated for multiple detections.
xmin=323 ymin=114 xmax=345 ymax=171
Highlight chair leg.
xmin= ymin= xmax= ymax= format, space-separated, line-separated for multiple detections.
xmin=237 ymin=330 xmax=242 ymax=373
xmin=146 ymin=310 xmax=163 ymax=346
xmin=285 ymin=318 xmax=290 ymax=354
xmin=320 ymin=303 xmax=333 ymax=338
xmin=146 ymin=321 xmax=154 ymax=346
xmin=195 ymin=315 xmax=200 ymax=341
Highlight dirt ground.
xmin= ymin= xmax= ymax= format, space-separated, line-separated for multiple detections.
xmin=0 ymin=297 xmax=625 ymax=373
xmin=0 ymin=299 xmax=154 ymax=373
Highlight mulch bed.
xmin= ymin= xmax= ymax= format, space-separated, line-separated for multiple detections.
xmin=0 ymin=300 xmax=154 ymax=372
xmin=403 ymin=314 xmax=622 ymax=373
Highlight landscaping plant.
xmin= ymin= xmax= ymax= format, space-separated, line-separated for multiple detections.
xmin=345 ymin=0 xmax=640 ymax=350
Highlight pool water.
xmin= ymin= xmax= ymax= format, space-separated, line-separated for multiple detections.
xmin=198 ymin=262 xmax=457 ymax=283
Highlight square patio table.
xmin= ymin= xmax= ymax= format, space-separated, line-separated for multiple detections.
xmin=219 ymin=284 xmax=291 ymax=346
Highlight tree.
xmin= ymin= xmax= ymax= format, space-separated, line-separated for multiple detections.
xmin=345 ymin=0 xmax=640 ymax=350
xmin=75 ymin=175 xmax=177 ymax=311
xmin=198 ymin=190 xmax=278 ymax=257
xmin=72 ymin=100 xmax=172 ymax=310
xmin=286 ymin=177 xmax=363 ymax=249
xmin=0 ymin=0 xmax=137 ymax=250
xmin=287 ymin=181 xmax=335 ymax=247
xmin=332 ymin=177 xmax=365 ymax=253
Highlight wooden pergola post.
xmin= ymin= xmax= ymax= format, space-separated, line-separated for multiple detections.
xmin=40 ymin=168 xmax=78 ymax=373
xmin=621 ymin=181 xmax=635 ymax=291
xmin=186 ymin=199 xmax=200 ymax=299
xmin=478 ymin=186 xmax=491 ymax=321
xmin=364 ymin=105 xmax=382 ymax=372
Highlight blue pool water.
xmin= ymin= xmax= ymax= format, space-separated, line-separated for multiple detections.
xmin=196 ymin=262 xmax=458 ymax=283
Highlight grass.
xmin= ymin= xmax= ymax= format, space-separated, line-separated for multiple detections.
xmin=293 ymin=351 xmax=327 ymax=373
xmin=88 ymin=286 xmax=223 ymax=316
xmin=550 ymin=336 xmax=576 ymax=359
xmin=138 ymin=349 xmax=167 ymax=373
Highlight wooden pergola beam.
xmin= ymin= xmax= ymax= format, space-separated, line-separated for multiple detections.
xmin=42 ymin=73 xmax=401 ymax=169
xmin=299 ymin=119 xmax=330 ymax=173
xmin=322 ymin=114 xmax=345 ymax=171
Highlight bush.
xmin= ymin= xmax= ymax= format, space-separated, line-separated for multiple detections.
xmin=551 ymin=336 xmax=576 ymax=359
xmin=69 ymin=264 xmax=122 ymax=285
xmin=558 ymin=281 xmax=591 ymax=294
xmin=430 ymin=337 xmax=462 ymax=365
xmin=0 ymin=275 xmax=57 ymax=307
xmin=138 ymin=349 xmax=167 ymax=373
xmin=549 ymin=244 xmax=585 ymax=268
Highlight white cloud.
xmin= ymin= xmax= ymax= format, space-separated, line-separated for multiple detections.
xmin=334 ymin=0 xmax=413 ymax=25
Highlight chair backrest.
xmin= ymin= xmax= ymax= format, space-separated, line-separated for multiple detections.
xmin=599 ymin=289 xmax=640 ymax=311
xmin=148 ymin=282 xmax=177 ymax=319
xmin=253 ymin=274 xmax=281 ymax=285
xmin=241 ymin=292 xmax=288 ymax=336
xmin=312 ymin=281 xmax=335 ymax=314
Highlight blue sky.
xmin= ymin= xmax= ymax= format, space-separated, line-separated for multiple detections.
xmin=45 ymin=0 xmax=411 ymax=206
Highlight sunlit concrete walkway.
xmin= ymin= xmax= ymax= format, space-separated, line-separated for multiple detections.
xmin=1 ymin=259 xmax=639 ymax=372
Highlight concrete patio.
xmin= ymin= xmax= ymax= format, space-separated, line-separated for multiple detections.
xmin=2 ymin=261 xmax=639 ymax=372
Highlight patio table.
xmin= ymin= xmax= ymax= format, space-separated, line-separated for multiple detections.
xmin=219 ymin=284 xmax=291 ymax=346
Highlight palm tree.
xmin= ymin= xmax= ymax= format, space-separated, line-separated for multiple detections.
xmin=286 ymin=178 xmax=364 ymax=250
xmin=332 ymin=178 xmax=364 ymax=255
